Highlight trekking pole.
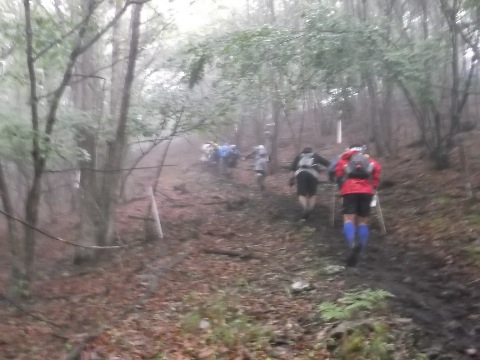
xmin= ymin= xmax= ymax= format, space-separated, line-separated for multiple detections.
xmin=374 ymin=192 xmax=387 ymax=235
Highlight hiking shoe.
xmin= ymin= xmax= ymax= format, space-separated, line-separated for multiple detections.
xmin=346 ymin=243 xmax=362 ymax=267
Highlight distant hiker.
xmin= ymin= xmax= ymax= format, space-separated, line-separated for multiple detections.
xmin=289 ymin=147 xmax=330 ymax=220
xmin=335 ymin=144 xmax=381 ymax=266
xmin=201 ymin=142 xmax=218 ymax=163
xmin=217 ymin=143 xmax=233 ymax=175
xmin=245 ymin=145 xmax=269 ymax=190
xmin=227 ymin=144 xmax=241 ymax=168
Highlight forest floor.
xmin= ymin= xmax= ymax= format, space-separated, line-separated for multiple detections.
xmin=1 ymin=134 xmax=480 ymax=359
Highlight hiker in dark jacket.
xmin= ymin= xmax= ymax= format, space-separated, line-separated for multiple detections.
xmin=335 ymin=144 xmax=381 ymax=266
xmin=289 ymin=147 xmax=330 ymax=220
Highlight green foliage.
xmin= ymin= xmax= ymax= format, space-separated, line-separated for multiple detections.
xmin=0 ymin=120 xmax=33 ymax=161
xmin=415 ymin=354 xmax=428 ymax=360
xmin=181 ymin=294 xmax=271 ymax=350
xmin=133 ymin=78 xmax=233 ymax=138
xmin=318 ymin=289 xmax=394 ymax=321
xmin=464 ymin=243 xmax=480 ymax=265
xmin=30 ymin=13 xmax=76 ymax=67
xmin=435 ymin=196 xmax=453 ymax=205
xmin=466 ymin=213 xmax=480 ymax=226
xmin=382 ymin=37 xmax=447 ymax=105
xmin=318 ymin=289 xmax=397 ymax=359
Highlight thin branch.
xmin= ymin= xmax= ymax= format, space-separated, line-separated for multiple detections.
xmin=0 ymin=209 xmax=124 ymax=249
xmin=0 ymin=293 xmax=63 ymax=328
xmin=43 ymin=164 xmax=178 ymax=174
xmin=128 ymin=136 xmax=168 ymax=144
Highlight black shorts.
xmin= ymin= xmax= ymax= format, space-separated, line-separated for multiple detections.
xmin=296 ymin=171 xmax=318 ymax=197
xmin=342 ymin=193 xmax=373 ymax=217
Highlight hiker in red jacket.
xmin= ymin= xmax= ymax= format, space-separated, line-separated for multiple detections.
xmin=335 ymin=144 xmax=381 ymax=266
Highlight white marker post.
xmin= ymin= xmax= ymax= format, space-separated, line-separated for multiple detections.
xmin=336 ymin=119 xmax=342 ymax=144
xmin=148 ymin=186 xmax=163 ymax=239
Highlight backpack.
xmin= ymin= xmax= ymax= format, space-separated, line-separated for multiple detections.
xmin=218 ymin=145 xmax=230 ymax=158
xmin=298 ymin=152 xmax=315 ymax=169
xmin=344 ymin=153 xmax=373 ymax=179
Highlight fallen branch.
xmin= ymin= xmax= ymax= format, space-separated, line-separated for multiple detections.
xmin=170 ymin=203 xmax=190 ymax=208
xmin=202 ymin=200 xmax=229 ymax=205
xmin=120 ymin=195 xmax=148 ymax=204
xmin=202 ymin=248 xmax=264 ymax=261
xmin=128 ymin=215 xmax=154 ymax=221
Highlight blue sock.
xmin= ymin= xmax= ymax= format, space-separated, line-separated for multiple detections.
xmin=343 ymin=222 xmax=355 ymax=246
xmin=357 ymin=224 xmax=369 ymax=248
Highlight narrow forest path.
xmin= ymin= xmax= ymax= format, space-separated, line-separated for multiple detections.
xmin=1 ymin=138 xmax=479 ymax=359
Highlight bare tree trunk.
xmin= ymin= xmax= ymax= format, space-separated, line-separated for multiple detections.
xmin=72 ymin=0 xmax=104 ymax=263
xmin=20 ymin=0 xmax=125 ymax=294
xmin=366 ymin=76 xmax=385 ymax=156
xmin=98 ymin=3 xmax=143 ymax=246
xmin=297 ymin=95 xmax=307 ymax=151
xmin=269 ymin=98 xmax=282 ymax=173
xmin=0 ymin=161 xmax=22 ymax=299
xmin=74 ymin=93 xmax=101 ymax=263
xmin=358 ymin=0 xmax=385 ymax=156
xmin=110 ymin=0 xmax=124 ymax=122
xmin=22 ymin=0 xmax=47 ymax=295
xmin=380 ymin=79 xmax=394 ymax=155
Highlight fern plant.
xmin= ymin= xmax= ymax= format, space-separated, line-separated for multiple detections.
xmin=300 ymin=226 xmax=316 ymax=238
xmin=318 ymin=289 xmax=394 ymax=321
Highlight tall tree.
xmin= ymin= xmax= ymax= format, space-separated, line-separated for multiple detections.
xmin=17 ymin=0 xmax=139 ymax=297
xmin=98 ymin=2 xmax=144 ymax=246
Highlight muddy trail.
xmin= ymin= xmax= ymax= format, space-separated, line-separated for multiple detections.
xmin=220 ymin=172 xmax=480 ymax=359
